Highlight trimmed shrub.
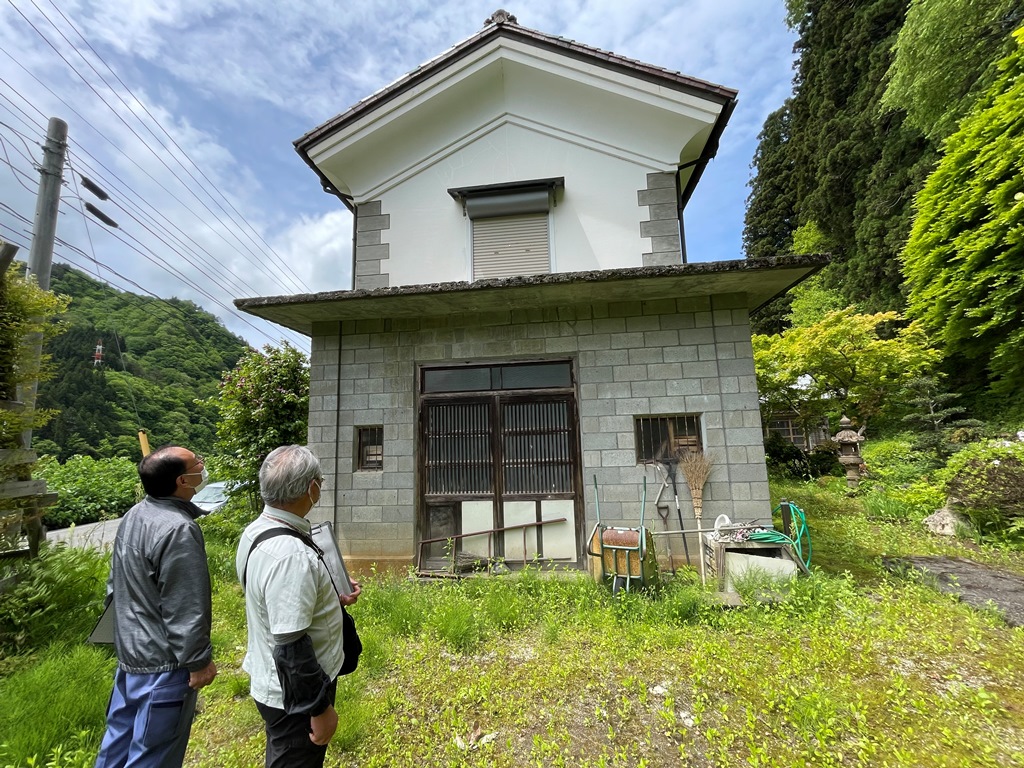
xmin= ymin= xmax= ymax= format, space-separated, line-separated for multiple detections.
xmin=940 ymin=438 xmax=1024 ymax=522
xmin=860 ymin=433 xmax=935 ymax=487
xmin=35 ymin=455 xmax=140 ymax=528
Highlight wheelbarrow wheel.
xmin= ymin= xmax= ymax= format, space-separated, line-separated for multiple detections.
xmin=612 ymin=576 xmax=627 ymax=596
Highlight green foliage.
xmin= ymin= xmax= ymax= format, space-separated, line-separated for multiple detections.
xmin=34 ymin=263 xmax=250 ymax=459
xmin=743 ymin=102 xmax=798 ymax=261
xmin=754 ymin=308 xmax=938 ymax=431
xmin=860 ymin=491 xmax=918 ymax=523
xmin=941 ymin=438 xmax=1024 ymax=524
xmin=0 ymin=266 xmax=68 ymax=443
xmin=882 ymin=0 xmax=1022 ymax=142
xmin=426 ymin=588 xmax=483 ymax=653
xmin=197 ymin=498 xmax=256 ymax=587
xmin=33 ymin=455 xmax=139 ymax=528
xmin=789 ymin=220 xmax=830 ymax=255
xmin=764 ymin=433 xmax=838 ymax=480
xmin=0 ymin=544 xmax=108 ymax=655
xmin=206 ymin=343 xmax=309 ymax=509
xmin=902 ymin=27 xmax=1024 ymax=396
xmin=8 ymin=521 xmax=1024 ymax=767
xmin=860 ymin=433 xmax=935 ymax=487
xmin=0 ymin=645 xmax=113 ymax=767
xmin=781 ymin=0 xmax=929 ymax=312
xmin=901 ymin=375 xmax=984 ymax=463
xmin=765 ymin=432 xmax=810 ymax=478
xmin=785 ymin=272 xmax=845 ymax=329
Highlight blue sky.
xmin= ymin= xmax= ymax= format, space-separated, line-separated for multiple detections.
xmin=0 ymin=1 xmax=797 ymax=350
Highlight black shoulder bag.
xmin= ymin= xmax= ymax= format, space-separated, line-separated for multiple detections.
xmin=242 ymin=527 xmax=362 ymax=675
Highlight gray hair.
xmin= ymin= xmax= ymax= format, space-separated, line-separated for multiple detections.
xmin=259 ymin=445 xmax=322 ymax=507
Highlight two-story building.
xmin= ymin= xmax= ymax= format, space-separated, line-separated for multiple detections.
xmin=237 ymin=10 xmax=825 ymax=573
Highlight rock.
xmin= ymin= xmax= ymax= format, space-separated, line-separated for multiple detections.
xmin=922 ymin=507 xmax=966 ymax=537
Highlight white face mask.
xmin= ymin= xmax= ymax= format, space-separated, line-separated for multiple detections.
xmin=184 ymin=467 xmax=209 ymax=494
xmin=308 ymin=479 xmax=321 ymax=509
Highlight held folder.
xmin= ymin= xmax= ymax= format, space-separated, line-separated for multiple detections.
xmin=310 ymin=521 xmax=354 ymax=596
xmin=87 ymin=601 xmax=115 ymax=645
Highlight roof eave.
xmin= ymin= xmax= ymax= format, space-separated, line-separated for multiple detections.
xmin=294 ymin=22 xmax=738 ymax=161
xmin=235 ymin=255 xmax=829 ymax=337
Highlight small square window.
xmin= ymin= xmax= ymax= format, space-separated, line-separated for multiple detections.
xmin=356 ymin=426 xmax=383 ymax=471
xmin=634 ymin=415 xmax=702 ymax=464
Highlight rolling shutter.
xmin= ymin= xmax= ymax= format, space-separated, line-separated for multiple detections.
xmin=472 ymin=213 xmax=550 ymax=280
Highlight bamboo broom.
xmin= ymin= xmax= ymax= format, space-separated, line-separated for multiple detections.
xmin=678 ymin=450 xmax=716 ymax=585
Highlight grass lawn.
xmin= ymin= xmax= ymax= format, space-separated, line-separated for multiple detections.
xmin=2 ymin=478 xmax=1024 ymax=767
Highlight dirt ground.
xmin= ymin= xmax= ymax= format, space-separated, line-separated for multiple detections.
xmin=887 ymin=556 xmax=1024 ymax=627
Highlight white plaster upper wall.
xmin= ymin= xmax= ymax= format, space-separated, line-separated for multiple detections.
xmin=380 ymin=121 xmax=655 ymax=286
xmin=312 ymin=44 xmax=720 ymax=200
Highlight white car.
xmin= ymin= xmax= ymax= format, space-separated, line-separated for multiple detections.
xmin=192 ymin=481 xmax=229 ymax=515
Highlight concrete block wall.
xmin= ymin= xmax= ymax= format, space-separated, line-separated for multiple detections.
xmin=307 ymin=292 xmax=769 ymax=567
xmin=353 ymin=201 xmax=390 ymax=290
xmin=638 ymin=172 xmax=682 ymax=266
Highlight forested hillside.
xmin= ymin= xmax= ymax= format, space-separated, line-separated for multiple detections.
xmin=745 ymin=0 xmax=1023 ymax=408
xmin=34 ymin=263 xmax=250 ymax=460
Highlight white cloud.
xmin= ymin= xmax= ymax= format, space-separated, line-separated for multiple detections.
xmin=0 ymin=0 xmax=798 ymax=345
xmin=271 ymin=209 xmax=353 ymax=294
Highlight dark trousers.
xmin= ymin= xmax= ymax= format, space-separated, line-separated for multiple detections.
xmin=254 ymin=680 xmax=338 ymax=768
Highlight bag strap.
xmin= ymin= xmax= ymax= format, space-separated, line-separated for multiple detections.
xmin=242 ymin=526 xmax=340 ymax=598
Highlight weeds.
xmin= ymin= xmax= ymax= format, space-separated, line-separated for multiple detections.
xmin=0 ymin=645 xmax=113 ymax=765
xmin=3 ymin=480 xmax=1024 ymax=766
xmin=0 ymin=544 xmax=107 ymax=657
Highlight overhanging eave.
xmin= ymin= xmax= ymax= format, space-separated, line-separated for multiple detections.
xmin=235 ymin=255 xmax=828 ymax=337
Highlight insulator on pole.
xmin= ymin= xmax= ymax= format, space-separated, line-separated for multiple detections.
xmin=85 ymin=202 xmax=118 ymax=228
xmin=80 ymin=175 xmax=109 ymax=200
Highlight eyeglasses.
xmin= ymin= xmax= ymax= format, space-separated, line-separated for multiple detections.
xmin=187 ymin=454 xmax=205 ymax=469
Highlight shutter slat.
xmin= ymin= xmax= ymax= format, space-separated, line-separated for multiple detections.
xmin=473 ymin=214 xmax=549 ymax=280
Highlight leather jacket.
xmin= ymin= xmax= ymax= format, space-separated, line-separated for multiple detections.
xmin=106 ymin=495 xmax=213 ymax=674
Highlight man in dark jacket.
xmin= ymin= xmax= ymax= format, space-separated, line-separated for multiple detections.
xmin=95 ymin=446 xmax=218 ymax=768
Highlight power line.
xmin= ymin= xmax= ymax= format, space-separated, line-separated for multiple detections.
xmin=62 ymin=144 xmax=308 ymax=301
xmin=0 ymin=46 xmax=309 ymax=299
xmin=62 ymin=191 xmax=308 ymax=346
xmin=3 ymin=141 xmax=307 ymax=348
xmin=86 ymin=224 xmax=297 ymax=347
xmin=0 ymin=208 xmax=292 ymax=351
xmin=65 ymin=157 xmax=144 ymax=430
xmin=0 ymin=218 xmax=258 ymax=354
xmin=0 ymin=73 xmax=48 ymax=123
xmin=0 ymin=137 xmax=38 ymax=193
xmin=4 ymin=1 xmax=310 ymax=294
xmin=68 ymin=149 xmax=290 ymax=303
xmin=37 ymin=0 xmax=312 ymax=294
xmin=0 ymin=118 xmax=40 ymax=161
xmin=1 ymin=114 xmax=308 ymax=346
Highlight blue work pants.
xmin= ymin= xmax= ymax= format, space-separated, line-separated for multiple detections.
xmin=94 ymin=667 xmax=197 ymax=768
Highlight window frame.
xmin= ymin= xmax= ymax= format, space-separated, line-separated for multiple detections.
xmin=633 ymin=414 xmax=703 ymax=464
xmin=355 ymin=426 xmax=384 ymax=472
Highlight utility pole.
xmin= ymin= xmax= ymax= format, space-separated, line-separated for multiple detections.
xmin=25 ymin=118 xmax=68 ymax=291
xmin=18 ymin=117 xmax=68 ymax=445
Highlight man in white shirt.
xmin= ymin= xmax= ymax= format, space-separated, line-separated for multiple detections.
xmin=235 ymin=445 xmax=361 ymax=768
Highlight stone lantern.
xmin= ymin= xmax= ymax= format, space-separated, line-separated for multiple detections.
xmin=834 ymin=416 xmax=865 ymax=488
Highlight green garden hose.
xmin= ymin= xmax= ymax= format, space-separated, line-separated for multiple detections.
xmin=749 ymin=502 xmax=812 ymax=569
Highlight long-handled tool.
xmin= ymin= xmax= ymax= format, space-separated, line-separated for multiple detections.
xmin=662 ymin=456 xmax=692 ymax=567
xmin=656 ymin=502 xmax=675 ymax=572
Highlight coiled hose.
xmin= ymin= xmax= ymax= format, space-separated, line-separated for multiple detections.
xmin=749 ymin=501 xmax=812 ymax=570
